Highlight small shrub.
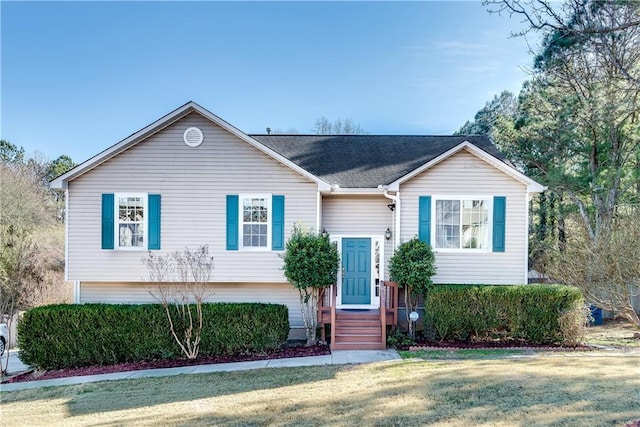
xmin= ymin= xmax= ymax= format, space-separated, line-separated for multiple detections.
xmin=386 ymin=326 xmax=416 ymax=349
xmin=389 ymin=238 xmax=436 ymax=337
xmin=558 ymin=303 xmax=591 ymax=345
xmin=282 ymin=224 xmax=339 ymax=346
xmin=18 ymin=302 xmax=289 ymax=370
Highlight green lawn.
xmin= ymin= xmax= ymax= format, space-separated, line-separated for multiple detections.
xmin=2 ymin=353 xmax=639 ymax=426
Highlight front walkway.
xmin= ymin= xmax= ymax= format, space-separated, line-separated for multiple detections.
xmin=0 ymin=349 xmax=401 ymax=392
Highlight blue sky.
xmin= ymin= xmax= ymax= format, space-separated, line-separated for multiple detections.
xmin=2 ymin=1 xmax=535 ymax=164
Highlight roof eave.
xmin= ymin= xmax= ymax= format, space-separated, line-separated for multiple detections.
xmin=325 ymin=187 xmax=387 ymax=195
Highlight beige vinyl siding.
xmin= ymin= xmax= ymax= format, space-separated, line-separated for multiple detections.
xmin=322 ymin=195 xmax=394 ymax=280
xmin=400 ymin=149 xmax=528 ymax=284
xmin=67 ymin=112 xmax=317 ymax=283
xmin=79 ymin=281 xmax=304 ymax=331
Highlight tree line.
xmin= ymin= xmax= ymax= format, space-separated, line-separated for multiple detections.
xmin=1 ymin=140 xmax=76 ymax=367
xmin=459 ymin=0 xmax=640 ymax=325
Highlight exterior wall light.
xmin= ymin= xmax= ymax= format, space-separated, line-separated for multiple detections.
xmin=385 ymin=227 xmax=392 ymax=240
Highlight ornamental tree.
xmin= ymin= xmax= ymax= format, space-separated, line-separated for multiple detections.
xmin=389 ymin=238 xmax=436 ymax=337
xmin=282 ymin=224 xmax=339 ymax=346
xmin=143 ymin=245 xmax=214 ymax=360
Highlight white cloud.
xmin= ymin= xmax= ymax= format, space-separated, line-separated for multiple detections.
xmin=406 ymin=40 xmax=491 ymax=57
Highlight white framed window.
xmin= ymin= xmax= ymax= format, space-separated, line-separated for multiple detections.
xmin=433 ymin=196 xmax=491 ymax=251
xmin=240 ymin=194 xmax=271 ymax=250
xmin=115 ymin=193 xmax=147 ymax=250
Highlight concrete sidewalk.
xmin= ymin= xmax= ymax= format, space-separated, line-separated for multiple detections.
xmin=1 ymin=349 xmax=29 ymax=374
xmin=0 ymin=349 xmax=401 ymax=392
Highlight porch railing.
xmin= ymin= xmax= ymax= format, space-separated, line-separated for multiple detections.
xmin=317 ymin=281 xmax=398 ymax=343
xmin=380 ymin=280 xmax=398 ymax=327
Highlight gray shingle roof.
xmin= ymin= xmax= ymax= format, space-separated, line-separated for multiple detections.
xmin=250 ymin=134 xmax=506 ymax=188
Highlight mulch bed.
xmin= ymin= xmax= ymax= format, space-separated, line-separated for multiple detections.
xmin=404 ymin=339 xmax=593 ymax=352
xmin=2 ymin=343 xmax=331 ymax=384
xmin=3 ymin=340 xmax=596 ymax=384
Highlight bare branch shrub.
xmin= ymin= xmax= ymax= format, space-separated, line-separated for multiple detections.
xmin=142 ymin=246 xmax=214 ymax=359
xmin=557 ymin=303 xmax=591 ymax=345
xmin=547 ymin=212 xmax=640 ymax=327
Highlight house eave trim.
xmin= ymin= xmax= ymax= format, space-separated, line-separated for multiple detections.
xmin=327 ymin=188 xmax=386 ymax=195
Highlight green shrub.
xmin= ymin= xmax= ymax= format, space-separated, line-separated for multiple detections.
xmin=389 ymin=238 xmax=436 ymax=337
xmin=424 ymin=285 xmax=586 ymax=344
xmin=18 ymin=302 xmax=289 ymax=370
xmin=282 ymin=224 xmax=339 ymax=346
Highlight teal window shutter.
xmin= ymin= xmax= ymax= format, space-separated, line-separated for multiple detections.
xmin=226 ymin=195 xmax=239 ymax=250
xmin=101 ymin=193 xmax=114 ymax=250
xmin=418 ymin=196 xmax=431 ymax=245
xmin=272 ymin=195 xmax=285 ymax=250
xmin=148 ymin=194 xmax=161 ymax=250
xmin=493 ymin=196 xmax=506 ymax=252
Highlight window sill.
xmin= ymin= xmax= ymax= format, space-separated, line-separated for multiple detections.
xmin=434 ymin=248 xmax=492 ymax=254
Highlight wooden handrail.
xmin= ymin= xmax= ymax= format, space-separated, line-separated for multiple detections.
xmin=330 ymin=284 xmax=337 ymax=348
xmin=390 ymin=281 xmax=398 ymax=324
xmin=380 ymin=281 xmax=387 ymax=346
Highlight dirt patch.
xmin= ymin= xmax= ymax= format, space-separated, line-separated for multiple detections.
xmin=2 ymin=343 xmax=330 ymax=384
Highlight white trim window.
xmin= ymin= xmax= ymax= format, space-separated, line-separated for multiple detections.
xmin=116 ymin=193 xmax=147 ymax=249
xmin=434 ymin=197 xmax=490 ymax=251
xmin=240 ymin=194 xmax=271 ymax=250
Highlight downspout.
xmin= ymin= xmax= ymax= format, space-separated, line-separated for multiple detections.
xmin=64 ymin=188 xmax=69 ymax=281
xmin=525 ymin=192 xmax=532 ymax=285
xmin=383 ymin=189 xmax=400 ymax=249
xmin=64 ymin=187 xmax=81 ymax=304
xmin=74 ymin=282 xmax=81 ymax=304
xmin=316 ymin=191 xmax=321 ymax=233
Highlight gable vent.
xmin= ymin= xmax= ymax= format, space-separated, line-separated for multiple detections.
xmin=183 ymin=127 xmax=204 ymax=147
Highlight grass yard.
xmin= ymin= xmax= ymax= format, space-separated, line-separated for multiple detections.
xmin=399 ymin=348 xmax=534 ymax=360
xmin=583 ymin=319 xmax=640 ymax=349
xmin=2 ymin=353 xmax=639 ymax=426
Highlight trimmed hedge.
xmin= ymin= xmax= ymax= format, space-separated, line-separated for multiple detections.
xmin=18 ymin=302 xmax=289 ymax=370
xmin=424 ymin=285 xmax=585 ymax=344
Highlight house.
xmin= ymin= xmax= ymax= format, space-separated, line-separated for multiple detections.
xmin=51 ymin=101 xmax=545 ymax=349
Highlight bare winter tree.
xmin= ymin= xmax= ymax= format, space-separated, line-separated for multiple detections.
xmin=549 ymin=213 xmax=640 ymax=326
xmin=477 ymin=1 xmax=640 ymax=323
xmin=484 ymin=0 xmax=640 ymax=88
xmin=313 ymin=116 xmax=368 ymax=135
xmin=143 ymin=246 xmax=214 ymax=359
xmin=1 ymin=160 xmax=71 ymax=374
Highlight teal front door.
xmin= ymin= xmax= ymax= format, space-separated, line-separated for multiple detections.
xmin=341 ymin=238 xmax=371 ymax=305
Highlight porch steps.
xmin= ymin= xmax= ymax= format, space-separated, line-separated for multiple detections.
xmin=331 ymin=310 xmax=385 ymax=350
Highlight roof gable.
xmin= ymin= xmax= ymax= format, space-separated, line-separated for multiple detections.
xmin=50 ymin=102 xmax=330 ymax=191
xmin=388 ymin=141 xmax=545 ymax=193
